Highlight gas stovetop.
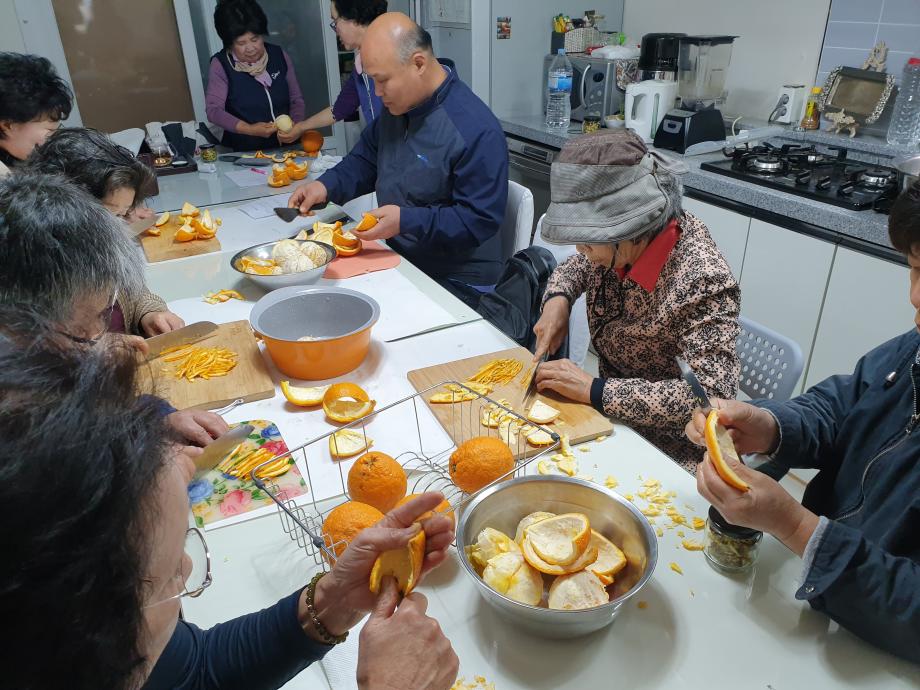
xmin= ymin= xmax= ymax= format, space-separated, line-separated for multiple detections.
xmin=699 ymin=142 xmax=899 ymax=213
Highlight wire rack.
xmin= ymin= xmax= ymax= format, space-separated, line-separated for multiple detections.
xmin=251 ymin=382 xmax=560 ymax=568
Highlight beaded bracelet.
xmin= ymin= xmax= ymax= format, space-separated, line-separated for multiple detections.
xmin=305 ymin=572 xmax=349 ymax=645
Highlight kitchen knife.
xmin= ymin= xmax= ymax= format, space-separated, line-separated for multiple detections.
xmin=675 ymin=356 xmax=712 ymax=412
xmin=191 ymin=423 xmax=255 ymax=478
xmin=521 ymin=353 xmax=548 ymax=409
xmin=274 ymin=202 xmax=329 ymax=222
xmin=145 ymin=321 xmax=219 ymax=361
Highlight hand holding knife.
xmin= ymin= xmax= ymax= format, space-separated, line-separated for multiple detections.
xmin=675 ymin=356 xmax=712 ymax=413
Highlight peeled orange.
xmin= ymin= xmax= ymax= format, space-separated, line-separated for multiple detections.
xmin=466 ymin=527 xmax=520 ymax=572
xmin=154 ymin=211 xmax=170 ymax=227
xmin=369 ymin=530 xmax=425 ymax=595
xmin=482 ymin=551 xmax=543 ymax=606
xmin=323 ymin=382 xmax=376 ymax=423
xmin=181 ymin=202 xmax=200 ymax=217
xmin=280 ymin=381 xmax=329 ymax=407
xmin=704 ymin=409 xmax=751 ymax=492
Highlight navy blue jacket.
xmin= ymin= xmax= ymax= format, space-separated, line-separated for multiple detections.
xmin=318 ymin=65 xmax=509 ymax=287
xmin=144 ymin=589 xmax=331 ymax=689
xmin=758 ymin=329 xmax=920 ymax=663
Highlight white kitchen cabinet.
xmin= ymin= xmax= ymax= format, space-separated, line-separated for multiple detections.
xmin=739 ymin=219 xmax=836 ymax=393
xmin=803 ymin=247 xmax=913 ymax=390
xmin=682 ymin=197 xmax=750 ymax=280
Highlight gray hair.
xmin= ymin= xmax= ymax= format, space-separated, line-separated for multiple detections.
xmin=395 ymin=23 xmax=433 ymax=63
xmin=0 ymin=173 xmax=143 ymax=323
xmin=635 ymin=167 xmax=684 ymax=243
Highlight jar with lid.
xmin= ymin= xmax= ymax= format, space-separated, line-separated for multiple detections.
xmin=704 ymin=506 xmax=762 ymax=572
xmin=199 ymin=143 xmax=217 ymax=163
xmin=799 ymin=86 xmax=822 ymax=130
xmin=582 ymin=114 xmax=601 ymax=134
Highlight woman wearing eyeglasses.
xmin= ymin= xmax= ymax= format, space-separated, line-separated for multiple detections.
xmin=205 ymin=0 xmax=306 ymax=151
xmin=0 ymin=307 xmax=459 ymax=690
xmin=277 ymin=0 xmax=388 ymax=146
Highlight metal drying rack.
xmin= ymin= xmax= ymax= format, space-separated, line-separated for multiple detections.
xmin=251 ymin=382 xmax=561 ymax=568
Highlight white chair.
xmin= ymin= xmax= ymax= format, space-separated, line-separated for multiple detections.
xmin=500 ymin=180 xmax=535 ymax=262
xmin=532 ymin=214 xmax=590 ymax=368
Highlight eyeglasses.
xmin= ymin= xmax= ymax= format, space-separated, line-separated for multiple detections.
xmin=144 ymin=527 xmax=213 ymax=609
xmin=329 ymin=17 xmax=339 ymax=30
xmin=58 ymin=289 xmax=119 ymax=346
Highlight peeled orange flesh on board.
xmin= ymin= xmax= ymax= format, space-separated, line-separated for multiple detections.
xmin=154 ymin=211 xmax=170 ymax=227
xmin=369 ymin=530 xmax=426 ymax=595
xmin=353 ymin=212 xmax=379 ymax=232
xmin=175 ymin=222 xmax=197 ymax=242
xmin=280 ymin=381 xmax=329 ymax=406
xmin=323 ymin=382 xmax=376 ymax=423
xmin=181 ymin=201 xmax=200 ymax=217
xmin=524 ymin=513 xmax=591 ymax=566
xmin=146 ymin=226 xmax=162 ymax=237
xmin=482 ymin=551 xmax=543 ymax=606
xmin=704 ymin=409 xmax=751 ymax=492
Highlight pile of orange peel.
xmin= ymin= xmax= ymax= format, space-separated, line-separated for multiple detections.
xmin=161 ymin=344 xmax=238 ymax=381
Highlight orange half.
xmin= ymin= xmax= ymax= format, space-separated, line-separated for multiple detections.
xmin=369 ymin=530 xmax=426 ymax=595
xmin=704 ymin=409 xmax=751 ymax=492
xmin=323 ymin=382 xmax=376 ymax=423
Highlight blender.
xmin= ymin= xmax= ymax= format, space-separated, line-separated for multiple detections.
xmin=654 ymin=35 xmax=738 ymax=153
xmin=625 ymin=33 xmax=685 ymax=143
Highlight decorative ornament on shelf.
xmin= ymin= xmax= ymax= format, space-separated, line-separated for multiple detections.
xmin=862 ymin=41 xmax=888 ymax=73
xmin=825 ymin=108 xmax=859 ymax=138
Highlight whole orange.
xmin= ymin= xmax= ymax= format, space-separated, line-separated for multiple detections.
xmin=449 ymin=436 xmax=515 ymax=494
xmin=396 ymin=493 xmax=455 ymax=525
xmin=322 ymin=500 xmax=385 ymax=560
xmin=347 ymin=451 xmax=407 ymax=513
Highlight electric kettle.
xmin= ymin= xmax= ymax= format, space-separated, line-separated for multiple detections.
xmin=624 ymin=80 xmax=678 ymax=143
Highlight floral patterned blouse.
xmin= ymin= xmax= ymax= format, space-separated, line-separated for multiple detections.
xmin=544 ymin=211 xmax=741 ymax=471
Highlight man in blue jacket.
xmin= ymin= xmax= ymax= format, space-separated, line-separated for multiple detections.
xmin=290 ymin=12 xmax=508 ymax=306
xmin=685 ymin=184 xmax=920 ymax=664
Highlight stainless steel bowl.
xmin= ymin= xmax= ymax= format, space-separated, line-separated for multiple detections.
xmin=230 ymin=239 xmax=335 ymax=292
xmin=456 ymin=475 xmax=658 ymax=638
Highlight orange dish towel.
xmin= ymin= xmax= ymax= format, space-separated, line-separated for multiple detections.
xmin=323 ymin=241 xmax=401 ymax=279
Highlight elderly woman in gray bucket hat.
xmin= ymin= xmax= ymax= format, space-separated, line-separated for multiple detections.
xmin=533 ymin=129 xmax=741 ymax=471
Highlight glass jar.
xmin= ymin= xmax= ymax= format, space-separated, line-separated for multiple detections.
xmin=199 ymin=143 xmax=217 ymax=163
xmin=582 ymin=114 xmax=601 ymax=134
xmin=704 ymin=507 xmax=762 ymax=572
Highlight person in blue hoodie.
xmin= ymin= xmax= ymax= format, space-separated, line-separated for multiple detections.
xmin=684 ymin=183 xmax=920 ymax=664
xmin=290 ymin=12 xmax=508 ymax=308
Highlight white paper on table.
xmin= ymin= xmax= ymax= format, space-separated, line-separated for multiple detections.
xmin=225 ymin=168 xmax=271 ymax=188
xmin=321 ymin=616 xmax=365 ymax=690
xmin=238 ymin=194 xmax=292 ymax=219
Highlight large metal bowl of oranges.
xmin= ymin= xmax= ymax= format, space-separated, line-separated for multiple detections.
xmin=456 ymin=475 xmax=658 ymax=638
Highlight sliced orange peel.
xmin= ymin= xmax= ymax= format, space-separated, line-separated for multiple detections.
xmin=704 ymin=409 xmax=751 ymax=492
xmin=203 ymin=289 xmax=244 ymax=304
xmin=322 ymin=382 xmax=376 ymax=423
xmin=216 ymin=444 xmax=293 ymax=479
xmin=161 ymin=345 xmax=238 ymax=381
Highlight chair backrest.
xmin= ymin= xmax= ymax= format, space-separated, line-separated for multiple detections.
xmin=736 ymin=316 xmax=804 ymax=401
xmin=500 ymin=180 xmax=535 ymax=262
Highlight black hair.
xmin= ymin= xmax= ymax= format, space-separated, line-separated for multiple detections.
xmin=0 ymin=305 xmax=172 ymax=689
xmin=26 ymin=127 xmax=157 ymax=209
xmin=0 ymin=52 xmax=72 ymax=164
xmin=333 ymin=0 xmax=388 ymax=26
xmin=396 ymin=22 xmax=434 ymax=62
xmin=214 ymin=0 xmax=269 ymax=48
xmin=889 ymin=182 xmax=920 ymax=256
xmin=0 ymin=172 xmax=143 ymax=322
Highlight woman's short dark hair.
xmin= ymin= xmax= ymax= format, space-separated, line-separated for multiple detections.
xmin=0 ymin=306 xmax=172 ymax=689
xmin=0 ymin=52 xmax=72 ymax=132
xmin=214 ymin=0 xmax=269 ymax=48
xmin=889 ymin=182 xmax=920 ymax=256
xmin=333 ymin=0 xmax=388 ymax=26
xmin=26 ymin=127 xmax=157 ymax=207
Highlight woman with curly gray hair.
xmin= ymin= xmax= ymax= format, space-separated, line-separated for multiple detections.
xmin=533 ymin=129 xmax=741 ymax=471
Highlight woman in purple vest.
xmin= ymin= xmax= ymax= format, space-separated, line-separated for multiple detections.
xmin=277 ymin=0 xmax=387 ymax=146
xmin=205 ymin=0 xmax=306 ymax=151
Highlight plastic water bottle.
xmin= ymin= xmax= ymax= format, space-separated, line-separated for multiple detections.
xmin=545 ymin=49 xmax=573 ymax=129
xmin=887 ymin=57 xmax=920 ymax=149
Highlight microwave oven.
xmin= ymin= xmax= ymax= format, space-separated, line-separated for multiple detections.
xmin=542 ymin=54 xmax=625 ymax=122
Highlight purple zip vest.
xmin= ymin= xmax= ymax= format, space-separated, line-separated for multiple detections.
xmin=215 ymin=43 xmax=291 ymax=151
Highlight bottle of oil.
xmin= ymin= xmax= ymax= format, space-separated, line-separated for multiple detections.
xmin=800 ymin=86 xmax=822 ymax=130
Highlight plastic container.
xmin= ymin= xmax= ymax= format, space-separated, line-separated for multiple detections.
xmin=704 ymin=507 xmax=762 ymax=573
xmin=887 ymin=57 xmax=920 ymax=149
xmin=800 ymin=86 xmax=822 ymax=130
xmin=545 ymin=49 xmax=573 ymax=130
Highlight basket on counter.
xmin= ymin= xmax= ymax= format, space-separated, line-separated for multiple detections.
xmin=252 ymin=382 xmax=561 ymax=567
xmin=564 ymin=27 xmax=603 ymax=53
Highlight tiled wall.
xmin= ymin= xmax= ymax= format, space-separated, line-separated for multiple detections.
xmin=818 ymin=0 xmax=920 ymax=88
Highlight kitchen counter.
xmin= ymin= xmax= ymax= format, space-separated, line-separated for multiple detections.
xmin=501 ymin=115 xmax=902 ymax=264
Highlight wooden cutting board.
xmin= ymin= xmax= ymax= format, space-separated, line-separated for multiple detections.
xmin=407 ymin=347 xmax=613 ymax=450
xmin=140 ymin=320 xmax=275 ymax=411
xmin=140 ymin=213 xmax=221 ymax=263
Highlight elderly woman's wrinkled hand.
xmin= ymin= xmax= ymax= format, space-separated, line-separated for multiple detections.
xmin=140 ymin=310 xmax=186 ymax=337
xmin=535 ymin=358 xmax=593 ymax=404
xmin=357 ymin=579 xmax=459 ymax=690
xmin=685 ymin=398 xmax=780 ymax=456
xmin=312 ymin=493 xmax=455 ymax=636
xmin=697 ymin=450 xmax=819 ymax=557
xmin=166 ymin=409 xmax=230 ymax=447
xmin=533 ymin=296 xmax=570 ymax=361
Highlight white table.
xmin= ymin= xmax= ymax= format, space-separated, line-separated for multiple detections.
xmin=144 ymin=197 xmax=920 ymax=690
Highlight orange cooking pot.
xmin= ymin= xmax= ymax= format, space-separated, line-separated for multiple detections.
xmin=250 ymin=286 xmax=379 ymax=380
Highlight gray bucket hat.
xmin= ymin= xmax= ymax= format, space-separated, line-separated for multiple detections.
xmin=541 ymin=129 xmax=689 ymax=246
